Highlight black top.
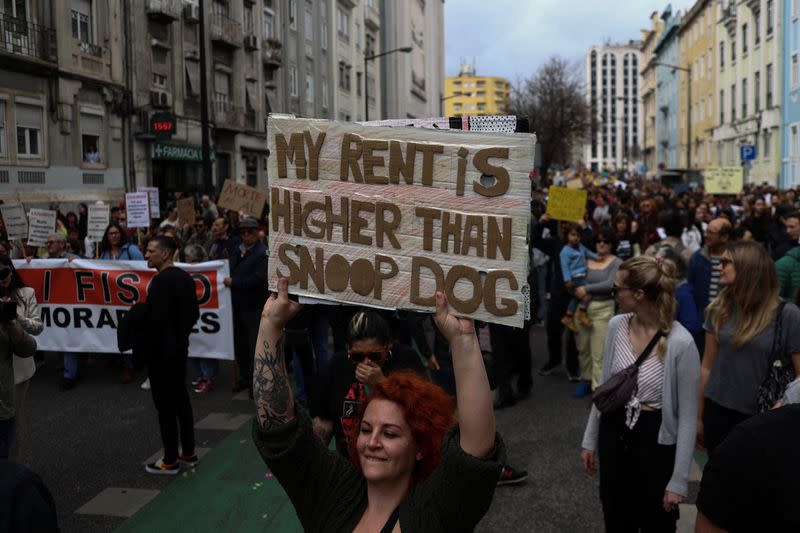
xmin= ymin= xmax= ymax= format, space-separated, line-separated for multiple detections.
xmin=229 ymin=241 xmax=268 ymax=311
xmin=144 ymin=266 xmax=200 ymax=360
xmin=311 ymin=344 xmax=426 ymax=456
xmin=696 ymin=404 xmax=800 ymax=532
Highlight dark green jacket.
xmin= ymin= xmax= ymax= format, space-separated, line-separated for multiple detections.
xmin=253 ymin=408 xmax=503 ymax=532
xmin=775 ymin=246 xmax=800 ymax=302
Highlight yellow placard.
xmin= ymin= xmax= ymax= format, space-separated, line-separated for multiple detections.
xmin=704 ymin=167 xmax=743 ymax=195
xmin=547 ymin=186 xmax=587 ymax=222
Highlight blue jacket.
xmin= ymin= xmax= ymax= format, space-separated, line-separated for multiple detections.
xmin=100 ymin=242 xmax=144 ymax=261
xmin=229 ymin=241 xmax=268 ymax=311
xmin=675 ymin=281 xmax=701 ymax=337
xmin=559 ymin=244 xmax=597 ymax=282
xmin=686 ymin=247 xmax=714 ymax=319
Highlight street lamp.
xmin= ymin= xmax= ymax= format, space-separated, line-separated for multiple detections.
xmin=440 ymin=94 xmax=458 ymax=116
xmin=654 ymin=62 xmax=691 ymax=171
xmin=364 ymin=46 xmax=412 ymax=121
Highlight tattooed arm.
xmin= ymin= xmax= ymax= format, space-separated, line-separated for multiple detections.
xmin=254 ymin=277 xmax=303 ymax=431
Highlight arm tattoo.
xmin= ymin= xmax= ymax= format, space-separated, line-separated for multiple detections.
xmin=254 ymin=335 xmax=295 ymax=430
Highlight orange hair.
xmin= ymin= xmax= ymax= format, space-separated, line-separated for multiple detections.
xmin=346 ymin=372 xmax=456 ymax=482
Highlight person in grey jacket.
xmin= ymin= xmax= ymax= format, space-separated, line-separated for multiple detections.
xmin=580 ymin=256 xmax=700 ymax=532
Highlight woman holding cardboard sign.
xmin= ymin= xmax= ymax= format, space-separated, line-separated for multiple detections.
xmin=252 ymin=278 xmax=503 ymax=532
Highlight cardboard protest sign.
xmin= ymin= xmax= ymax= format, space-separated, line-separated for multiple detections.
xmin=27 ymin=209 xmax=56 ymax=246
xmin=266 ymin=116 xmax=536 ymax=327
xmin=547 ymin=187 xmax=588 ymax=222
xmin=218 ymin=179 xmax=267 ymax=218
xmin=87 ymin=204 xmax=109 ymax=241
xmin=704 ymin=167 xmax=743 ymax=195
xmin=125 ymin=192 xmax=150 ymax=228
xmin=0 ymin=204 xmax=28 ymax=241
xmin=177 ymin=197 xmax=196 ymax=226
xmin=565 ymin=178 xmax=584 ymax=189
xmin=138 ymin=186 xmax=161 ymax=218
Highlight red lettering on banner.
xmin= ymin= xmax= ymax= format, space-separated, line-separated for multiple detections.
xmin=16 ymin=268 xmax=219 ymax=308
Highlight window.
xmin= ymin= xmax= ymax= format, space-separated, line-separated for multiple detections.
xmin=185 ymin=59 xmax=200 ymax=97
xmin=742 ymin=79 xmax=747 ymax=118
xmin=720 ymin=89 xmax=725 ymax=124
xmin=356 ymin=72 xmax=362 ymax=95
xmin=289 ymin=0 xmax=297 ymax=29
xmin=764 ymin=129 xmax=771 ymax=158
xmin=304 ymin=8 xmax=313 ymax=41
xmin=767 ymin=0 xmax=774 ymax=35
xmin=262 ymin=10 xmax=273 ymax=39
xmin=793 ymin=125 xmax=800 ymax=158
xmin=720 ymin=41 xmax=725 ymax=70
xmin=0 ymin=100 xmax=5 ymax=156
xmin=742 ymin=24 xmax=747 ymax=54
xmin=244 ymin=4 xmax=254 ymax=34
xmin=305 ymin=73 xmax=313 ymax=103
xmin=214 ymin=71 xmax=230 ymax=108
xmin=71 ymin=0 xmax=92 ymax=44
xmin=153 ymin=73 xmax=167 ymax=87
xmin=336 ymin=6 xmax=349 ymax=38
xmin=767 ymin=63 xmax=774 ymax=107
xmin=289 ymin=65 xmax=297 ymax=97
xmin=754 ymin=71 xmax=760 ymax=112
xmin=477 ymin=103 xmax=486 ymax=111
xmin=322 ymin=78 xmax=328 ymax=107
xmin=15 ymin=103 xmax=43 ymax=158
xmin=81 ymin=112 xmax=102 ymax=164
xmin=355 ymin=21 xmax=360 ymax=49
xmin=755 ymin=13 xmax=761 ymax=45
xmin=731 ymin=39 xmax=736 ymax=63
xmin=320 ymin=19 xmax=328 ymax=50
xmin=212 ymin=0 xmax=228 ymax=16
xmin=731 ymin=83 xmax=736 ymax=122
xmin=245 ymin=80 xmax=257 ymax=111
xmin=793 ymin=54 xmax=800 ymax=89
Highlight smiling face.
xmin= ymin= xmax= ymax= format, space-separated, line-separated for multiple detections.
xmin=357 ymin=399 xmax=421 ymax=485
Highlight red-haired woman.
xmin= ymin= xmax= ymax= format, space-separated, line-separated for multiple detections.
xmin=252 ymin=278 xmax=501 ymax=532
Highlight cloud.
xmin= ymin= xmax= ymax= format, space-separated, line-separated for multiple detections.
xmin=445 ymin=0 xmax=696 ymax=83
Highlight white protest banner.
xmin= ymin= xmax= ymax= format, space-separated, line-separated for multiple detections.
xmin=27 ymin=209 xmax=56 ymax=246
xmin=13 ymin=259 xmax=234 ymax=359
xmin=87 ymin=204 xmax=109 ymax=241
xmin=125 ymin=192 xmax=150 ymax=228
xmin=267 ymin=116 xmax=535 ymax=327
xmin=0 ymin=204 xmax=28 ymax=241
xmin=138 ymin=186 xmax=161 ymax=218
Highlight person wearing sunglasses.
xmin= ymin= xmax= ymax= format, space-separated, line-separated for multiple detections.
xmin=0 ymin=256 xmax=40 ymax=460
xmin=311 ymin=309 xmax=426 ymax=458
xmin=185 ymin=216 xmax=212 ymax=255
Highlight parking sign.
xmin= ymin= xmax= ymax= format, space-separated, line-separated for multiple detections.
xmin=740 ymin=144 xmax=756 ymax=161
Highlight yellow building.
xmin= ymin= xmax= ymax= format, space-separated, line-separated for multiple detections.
xmin=444 ymin=61 xmax=510 ymax=116
xmin=678 ymin=0 xmax=717 ymax=170
xmin=641 ymin=11 xmax=665 ymax=174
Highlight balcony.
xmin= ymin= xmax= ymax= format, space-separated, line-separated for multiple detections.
xmin=364 ymin=4 xmax=380 ymax=31
xmin=721 ymin=5 xmax=737 ymax=36
xmin=262 ymin=37 xmax=282 ymax=67
xmin=746 ymin=0 xmax=760 ymax=13
xmin=145 ymin=0 xmax=181 ymax=22
xmin=71 ymin=39 xmax=111 ymax=79
xmin=0 ymin=13 xmax=57 ymax=66
xmin=213 ymin=100 xmax=244 ymax=130
xmin=209 ymin=13 xmax=242 ymax=48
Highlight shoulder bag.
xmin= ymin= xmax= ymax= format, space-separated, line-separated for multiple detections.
xmin=592 ymin=329 xmax=664 ymax=414
xmin=757 ymin=301 xmax=793 ymax=412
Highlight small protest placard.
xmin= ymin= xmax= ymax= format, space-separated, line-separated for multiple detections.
xmin=27 ymin=209 xmax=57 ymax=246
xmin=138 ymin=186 xmax=161 ymax=218
xmin=704 ymin=167 xmax=743 ymax=195
xmin=87 ymin=204 xmax=109 ymax=241
xmin=266 ymin=116 xmax=535 ymax=327
xmin=177 ymin=197 xmax=196 ymax=226
xmin=218 ymin=180 xmax=267 ymax=218
xmin=547 ymin=187 xmax=588 ymax=222
xmin=125 ymin=192 xmax=151 ymax=228
xmin=0 ymin=204 xmax=28 ymax=241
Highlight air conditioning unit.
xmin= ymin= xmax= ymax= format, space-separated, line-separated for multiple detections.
xmin=150 ymin=89 xmax=172 ymax=108
xmin=244 ymin=34 xmax=259 ymax=50
xmin=183 ymin=3 xmax=200 ymax=23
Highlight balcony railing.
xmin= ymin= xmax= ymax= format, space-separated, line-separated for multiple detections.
xmin=209 ymin=13 xmax=242 ymax=48
xmin=146 ymin=0 xmax=182 ymax=22
xmin=0 ymin=13 xmax=57 ymax=64
xmin=364 ymin=4 xmax=380 ymax=30
xmin=213 ymin=100 xmax=244 ymax=129
xmin=261 ymin=37 xmax=282 ymax=67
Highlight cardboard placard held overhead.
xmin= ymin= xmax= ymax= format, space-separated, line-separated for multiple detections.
xmin=125 ymin=192 xmax=151 ymax=228
xmin=704 ymin=167 xmax=743 ymax=195
xmin=266 ymin=116 xmax=536 ymax=327
xmin=547 ymin=187 xmax=588 ymax=222
xmin=177 ymin=197 xmax=196 ymax=226
xmin=87 ymin=204 xmax=109 ymax=241
xmin=137 ymin=186 xmax=161 ymax=218
xmin=0 ymin=204 xmax=28 ymax=241
xmin=217 ymin=179 xmax=268 ymax=218
xmin=27 ymin=209 xmax=57 ymax=246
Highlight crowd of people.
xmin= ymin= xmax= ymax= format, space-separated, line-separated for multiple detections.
xmin=3 ymin=173 xmax=800 ymax=530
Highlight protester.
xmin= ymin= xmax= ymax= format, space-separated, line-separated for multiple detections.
xmin=183 ymin=244 xmax=218 ymax=395
xmin=612 ymin=212 xmax=639 ymax=261
xmin=0 ymin=258 xmax=37 ymax=459
xmin=572 ymin=226 xmax=622 ymax=397
xmin=696 ymin=240 xmax=800 ymax=455
xmin=200 ymin=195 xmax=218 ymax=226
xmin=141 ymin=235 xmax=200 ymax=475
xmin=186 ymin=217 xmax=212 ymax=254
xmin=253 ymin=278 xmax=502 ymax=532
xmin=208 ymin=216 xmax=240 ymax=260
xmin=159 ymin=205 xmax=180 ymax=230
xmin=769 ymin=208 xmax=800 ymax=260
xmin=775 ymin=237 xmax=800 ymax=302
xmin=559 ymin=223 xmax=597 ymax=330
xmin=654 ymin=245 xmax=701 ymax=338
xmin=581 ymin=256 xmax=700 ymax=532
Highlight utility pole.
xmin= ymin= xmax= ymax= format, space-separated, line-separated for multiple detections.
xmin=364 ymin=46 xmax=412 ymax=121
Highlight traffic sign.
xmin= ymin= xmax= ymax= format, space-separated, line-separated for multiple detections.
xmin=740 ymin=144 xmax=756 ymax=161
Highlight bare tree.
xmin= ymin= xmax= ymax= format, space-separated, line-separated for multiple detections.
xmin=510 ymin=56 xmax=591 ymax=173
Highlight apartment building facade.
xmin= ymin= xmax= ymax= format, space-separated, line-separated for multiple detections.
xmin=654 ymin=6 xmax=682 ymax=171
xmin=443 ymin=61 xmax=510 ymax=116
xmin=713 ymin=0 xmax=782 ymax=185
xmin=678 ymin=0 xmax=717 ymax=171
xmin=781 ymin=0 xmax=800 ymax=187
xmin=640 ymin=11 xmax=665 ymax=175
xmin=0 ymin=0 xmax=127 ymax=203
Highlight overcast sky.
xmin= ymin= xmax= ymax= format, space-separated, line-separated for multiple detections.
xmin=444 ymin=0 xmax=696 ymax=84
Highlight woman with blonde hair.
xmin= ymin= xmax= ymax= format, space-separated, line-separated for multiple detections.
xmin=581 ymin=256 xmax=700 ymax=531
xmin=696 ymin=240 xmax=800 ymax=454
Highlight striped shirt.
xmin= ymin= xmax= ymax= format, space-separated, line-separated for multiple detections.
xmin=709 ymin=256 xmax=722 ymax=300
xmin=611 ymin=314 xmax=664 ymax=409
